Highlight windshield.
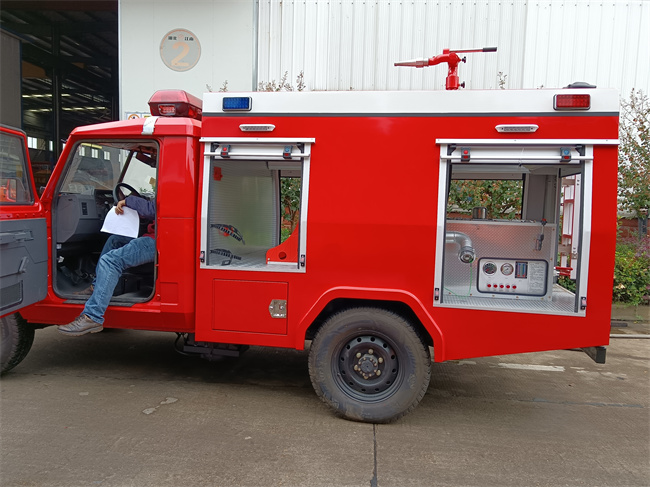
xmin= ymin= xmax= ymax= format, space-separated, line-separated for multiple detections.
xmin=60 ymin=141 xmax=157 ymax=198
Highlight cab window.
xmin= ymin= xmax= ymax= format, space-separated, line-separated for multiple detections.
xmin=0 ymin=130 xmax=33 ymax=205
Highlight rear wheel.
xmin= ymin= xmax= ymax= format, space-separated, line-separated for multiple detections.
xmin=1 ymin=313 xmax=35 ymax=375
xmin=308 ymin=307 xmax=431 ymax=423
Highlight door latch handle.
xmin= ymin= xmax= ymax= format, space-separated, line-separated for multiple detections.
xmin=18 ymin=257 xmax=28 ymax=274
xmin=268 ymin=299 xmax=287 ymax=319
xmin=0 ymin=231 xmax=32 ymax=245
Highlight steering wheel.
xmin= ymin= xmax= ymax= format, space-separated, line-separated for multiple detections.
xmin=113 ymin=182 xmax=141 ymax=203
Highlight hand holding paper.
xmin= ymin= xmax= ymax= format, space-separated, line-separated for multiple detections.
xmin=101 ymin=205 xmax=140 ymax=238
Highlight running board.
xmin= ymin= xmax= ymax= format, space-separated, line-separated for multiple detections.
xmin=182 ymin=334 xmax=249 ymax=361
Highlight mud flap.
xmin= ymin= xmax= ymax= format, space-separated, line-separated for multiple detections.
xmin=582 ymin=346 xmax=606 ymax=364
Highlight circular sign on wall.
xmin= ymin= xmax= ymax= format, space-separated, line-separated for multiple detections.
xmin=160 ymin=29 xmax=201 ymax=72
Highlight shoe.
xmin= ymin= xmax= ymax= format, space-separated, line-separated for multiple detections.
xmin=58 ymin=314 xmax=103 ymax=336
xmin=73 ymin=285 xmax=94 ymax=296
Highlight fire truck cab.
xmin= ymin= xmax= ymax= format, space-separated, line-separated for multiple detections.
xmin=0 ymin=85 xmax=619 ymax=423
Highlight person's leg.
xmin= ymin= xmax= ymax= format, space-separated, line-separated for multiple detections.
xmin=100 ymin=234 xmax=134 ymax=257
xmin=75 ymin=235 xmax=134 ymax=295
xmin=84 ymin=236 xmax=155 ymax=323
xmin=92 ymin=235 xmax=134 ymax=286
xmin=59 ymin=237 xmax=155 ymax=336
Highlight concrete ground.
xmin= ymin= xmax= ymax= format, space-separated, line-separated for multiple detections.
xmin=1 ymin=322 xmax=648 ymax=487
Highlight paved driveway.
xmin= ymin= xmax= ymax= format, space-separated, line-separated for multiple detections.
xmin=1 ymin=323 xmax=648 ymax=487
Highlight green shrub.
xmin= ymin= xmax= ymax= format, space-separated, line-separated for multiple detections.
xmin=557 ymin=275 xmax=576 ymax=293
xmin=613 ymin=236 xmax=650 ymax=305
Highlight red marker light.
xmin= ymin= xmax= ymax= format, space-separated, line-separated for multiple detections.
xmin=554 ymin=94 xmax=590 ymax=110
xmin=148 ymin=90 xmax=203 ymax=119
xmin=158 ymin=105 xmax=176 ymax=116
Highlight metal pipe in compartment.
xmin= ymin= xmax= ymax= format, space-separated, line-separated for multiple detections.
xmin=446 ymin=231 xmax=476 ymax=264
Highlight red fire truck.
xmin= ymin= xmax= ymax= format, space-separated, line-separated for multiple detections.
xmin=0 ymin=76 xmax=619 ymax=422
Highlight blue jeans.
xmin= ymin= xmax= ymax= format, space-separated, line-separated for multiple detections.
xmin=83 ymin=235 xmax=156 ymax=324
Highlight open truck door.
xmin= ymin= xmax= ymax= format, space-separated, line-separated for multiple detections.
xmin=0 ymin=125 xmax=48 ymax=374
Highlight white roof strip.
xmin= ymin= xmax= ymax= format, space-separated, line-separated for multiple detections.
xmin=203 ymin=89 xmax=619 ymax=116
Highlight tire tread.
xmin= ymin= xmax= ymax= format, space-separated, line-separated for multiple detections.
xmin=1 ymin=313 xmax=35 ymax=376
xmin=308 ymin=307 xmax=431 ymax=423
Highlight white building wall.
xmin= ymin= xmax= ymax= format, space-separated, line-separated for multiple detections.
xmin=257 ymin=0 xmax=650 ymax=95
xmin=119 ymin=0 xmax=256 ymax=119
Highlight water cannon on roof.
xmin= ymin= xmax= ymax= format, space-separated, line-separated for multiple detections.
xmin=395 ymin=47 xmax=497 ymax=90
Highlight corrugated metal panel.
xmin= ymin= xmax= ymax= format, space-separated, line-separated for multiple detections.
xmin=258 ymin=0 xmax=649 ymax=95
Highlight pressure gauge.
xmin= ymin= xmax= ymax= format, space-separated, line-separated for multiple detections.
xmin=501 ymin=263 xmax=514 ymax=276
xmin=482 ymin=262 xmax=497 ymax=275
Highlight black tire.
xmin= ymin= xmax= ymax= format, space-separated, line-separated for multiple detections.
xmin=308 ymin=307 xmax=431 ymax=423
xmin=1 ymin=313 xmax=35 ymax=375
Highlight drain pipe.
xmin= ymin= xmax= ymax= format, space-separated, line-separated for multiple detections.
xmin=610 ymin=334 xmax=650 ymax=339
xmin=446 ymin=231 xmax=476 ymax=264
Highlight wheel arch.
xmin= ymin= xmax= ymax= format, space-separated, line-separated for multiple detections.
xmin=298 ymin=288 xmax=444 ymax=358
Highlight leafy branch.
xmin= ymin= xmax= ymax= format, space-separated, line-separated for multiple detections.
xmin=618 ymin=89 xmax=650 ymax=216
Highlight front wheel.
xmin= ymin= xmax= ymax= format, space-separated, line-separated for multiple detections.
xmin=1 ymin=313 xmax=35 ymax=375
xmin=308 ymin=307 xmax=431 ymax=423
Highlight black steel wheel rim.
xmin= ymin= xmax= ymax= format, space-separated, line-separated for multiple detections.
xmin=334 ymin=333 xmax=402 ymax=402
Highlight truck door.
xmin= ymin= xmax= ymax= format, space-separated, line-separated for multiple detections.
xmin=0 ymin=126 xmax=47 ymax=316
xmin=195 ymin=138 xmax=313 ymax=343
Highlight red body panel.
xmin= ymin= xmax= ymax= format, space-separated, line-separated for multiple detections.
xmin=16 ymin=91 xmax=619 ymax=363
xmin=194 ymin=112 xmax=618 ymax=360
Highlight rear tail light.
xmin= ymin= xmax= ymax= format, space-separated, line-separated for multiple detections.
xmin=554 ymin=94 xmax=590 ymax=110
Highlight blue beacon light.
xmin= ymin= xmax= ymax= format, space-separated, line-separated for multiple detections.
xmin=222 ymin=97 xmax=252 ymax=111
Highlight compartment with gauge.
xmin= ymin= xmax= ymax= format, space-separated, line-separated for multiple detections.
xmin=477 ymin=258 xmax=549 ymax=297
xmin=443 ymin=220 xmax=556 ymax=302
xmin=435 ymin=141 xmax=591 ymax=315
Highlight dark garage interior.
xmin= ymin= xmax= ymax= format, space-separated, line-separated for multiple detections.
xmin=1 ymin=0 xmax=118 ymax=187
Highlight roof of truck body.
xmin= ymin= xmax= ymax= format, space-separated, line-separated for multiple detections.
xmin=202 ymin=88 xmax=619 ymax=118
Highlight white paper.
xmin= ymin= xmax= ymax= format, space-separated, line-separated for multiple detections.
xmin=101 ymin=206 xmax=140 ymax=238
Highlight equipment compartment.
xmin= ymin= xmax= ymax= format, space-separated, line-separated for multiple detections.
xmin=435 ymin=141 xmax=591 ymax=316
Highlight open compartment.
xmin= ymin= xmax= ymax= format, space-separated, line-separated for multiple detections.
xmin=200 ymin=139 xmax=312 ymax=272
xmin=434 ymin=141 xmax=592 ymax=316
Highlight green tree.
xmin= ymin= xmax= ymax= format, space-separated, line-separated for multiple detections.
xmin=281 ymin=177 xmax=301 ymax=233
xmin=618 ymin=89 xmax=650 ymax=217
xmin=612 ymin=238 xmax=650 ymax=305
xmin=447 ymin=179 xmax=522 ymax=219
